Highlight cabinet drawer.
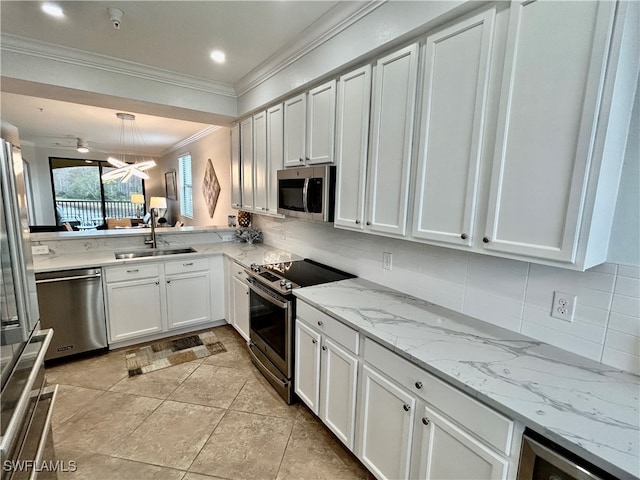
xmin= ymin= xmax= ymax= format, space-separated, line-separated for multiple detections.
xmin=105 ymin=263 xmax=160 ymax=283
xmin=363 ymin=338 xmax=513 ymax=455
xmin=297 ymin=301 xmax=358 ymax=354
xmin=165 ymin=257 xmax=209 ymax=275
xmin=231 ymin=261 xmax=247 ymax=282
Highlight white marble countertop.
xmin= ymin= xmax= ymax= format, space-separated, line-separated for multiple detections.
xmin=33 ymin=242 xmax=301 ymax=273
xmin=294 ymin=278 xmax=640 ymax=480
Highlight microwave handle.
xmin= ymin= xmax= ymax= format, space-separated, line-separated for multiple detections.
xmin=302 ymin=178 xmax=310 ymax=213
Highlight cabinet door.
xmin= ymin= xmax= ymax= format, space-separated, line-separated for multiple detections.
xmin=253 ymin=110 xmax=268 ymax=212
xmin=106 ymin=278 xmax=163 ymax=342
xmin=334 ymin=65 xmax=371 ymax=231
xmin=412 ymin=9 xmax=495 ymax=246
xmin=240 ymin=116 xmax=254 ymax=210
xmin=366 ymin=43 xmax=419 ymax=236
xmin=230 ymin=123 xmax=242 ymax=209
xmin=166 ymin=271 xmax=211 ymax=330
xmin=284 ymin=93 xmax=307 ymax=167
xmin=320 ymin=337 xmax=358 ymax=450
xmin=485 ymin=0 xmax=616 ymax=261
xmin=231 ymin=275 xmax=250 ymax=341
xmin=417 ymin=404 xmax=508 ymax=480
xmin=266 ymin=104 xmax=284 ymax=215
xmin=306 ymin=80 xmax=336 ymax=165
xmin=294 ymin=320 xmax=321 ymax=414
xmin=359 ymin=364 xmax=416 ymax=480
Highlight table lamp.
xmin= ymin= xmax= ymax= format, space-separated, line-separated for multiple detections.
xmin=130 ymin=193 xmax=144 ymax=218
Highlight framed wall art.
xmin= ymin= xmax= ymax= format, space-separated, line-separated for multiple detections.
xmin=202 ymin=158 xmax=220 ymax=218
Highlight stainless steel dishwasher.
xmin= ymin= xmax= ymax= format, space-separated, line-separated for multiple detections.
xmin=35 ymin=267 xmax=108 ymax=361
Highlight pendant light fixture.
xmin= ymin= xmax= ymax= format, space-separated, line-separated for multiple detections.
xmin=102 ymin=112 xmax=156 ymax=183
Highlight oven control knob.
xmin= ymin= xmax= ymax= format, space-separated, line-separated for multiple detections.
xmin=280 ymin=279 xmax=287 ymax=287
xmin=250 ymin=263 xmax=260 ymax=272
xmin=284 ymin=282 xmax=292 ymax=290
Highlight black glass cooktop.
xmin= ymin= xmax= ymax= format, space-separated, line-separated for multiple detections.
xmin=263 ymin=259 xmax=354 ymax=288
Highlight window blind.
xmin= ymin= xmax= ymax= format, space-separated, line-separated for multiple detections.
xmin=178 ymin=154 xmax=193 ymax=218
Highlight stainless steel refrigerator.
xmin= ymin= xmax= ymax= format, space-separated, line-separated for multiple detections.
xmin=0 ymin=121 xmax=57 ymax=479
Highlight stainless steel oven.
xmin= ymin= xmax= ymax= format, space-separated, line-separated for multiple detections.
xmin=246 ymin=278 xmax=294 ymax=404
xmin=245 ymin=259 xmax=354 ymax=404
xmin=517 ymin=430 xmax=616 ymax=480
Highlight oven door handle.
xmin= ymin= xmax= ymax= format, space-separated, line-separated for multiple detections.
xmin=248 ymin=344 xmax=289 ymax=388
xmin=247 ymin=279 xmax=290 ymax=309
xmin=302 ymin=178 xmax=310 ymax=213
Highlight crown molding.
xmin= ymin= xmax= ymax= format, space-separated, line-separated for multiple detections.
xmin=1 ymin=33 xmax=236 ymax=98
xmin=235 ymin=1 xmax=385 ymax=97
xmin=163 ymin=125 xmax=223 ymax=156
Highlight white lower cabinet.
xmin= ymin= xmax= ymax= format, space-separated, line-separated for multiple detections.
xmin=416 ymin=404 xmax=509 ymax=480
xmin=358 ymin=364 xmax=416 ymax=480
xmin=165 ymin=259 xmax=211 ymax=330
xmin=106 ymin=276 xmax=164 ymax=342
xmin=294 ymin=302 xmax=359 ymax=450
xmin=105 ymin=256 xmax=221 ymax=345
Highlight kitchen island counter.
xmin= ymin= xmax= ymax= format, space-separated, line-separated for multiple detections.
xmin=294 ymin=277 xmax=639 ymax=480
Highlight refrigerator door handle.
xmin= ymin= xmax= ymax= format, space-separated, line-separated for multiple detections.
xmin=0 ymin=328 xmax=54 ymax=460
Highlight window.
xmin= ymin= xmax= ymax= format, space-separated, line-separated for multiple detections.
xmin=178 ymin=153 xmax=193 ymax=218
xmin=50 ymin=158 xmax=145 ymax=226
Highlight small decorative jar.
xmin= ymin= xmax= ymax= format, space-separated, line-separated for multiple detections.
xmin=237 ymin=210 xmax=251 ymax=228
xmin=227 ymin=215 xmax=237 ymax=227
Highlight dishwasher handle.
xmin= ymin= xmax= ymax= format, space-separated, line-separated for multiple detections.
xmin=36 ymin=273 xmax=101 ymax=284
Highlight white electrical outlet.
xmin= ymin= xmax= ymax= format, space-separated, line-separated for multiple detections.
xmin=382 ymin=252 xmax=393 ymax=271
xmin=551 ymin=291 xmax=577 ymax=322
xmin=31 ymin=245 xmax=49 ymax=255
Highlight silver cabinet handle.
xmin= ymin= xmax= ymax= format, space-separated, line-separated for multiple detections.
xmin=183 ymin=262 xmax=194 ymax=266
xmin=166 ymin=280 xmax=171 ymax=284
xmin=312 ymin=339 xmax=317 ymax=344
xmin=422 ymin=417 xmax=430 ymax=426
xmin=366 ymin=221 xmax=371 ymax=226
xmin=355 ymin=220 xmax=360 ymax=225
xmin=483 ymin=237 xmax=490 ymax=243
xmin=461 ymin=233 xmax=468 ymax=240
xmin=322 ymin=345 xmax=327 ymax=351
xmin=155 ymin=281 xmax=160 ymax=285
xmin=415 ymin=381 xmax=423 ymax=389
xmin=403 ymin=404 xmax=411 ymax=412
xmin=317 ymin=320 xmax=323 ymax=326
xmin=127 ymin=269 xmax=139 ymax=273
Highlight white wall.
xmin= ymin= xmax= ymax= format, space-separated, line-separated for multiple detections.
xmin=156 ymin=127 xmax=235 ymax=227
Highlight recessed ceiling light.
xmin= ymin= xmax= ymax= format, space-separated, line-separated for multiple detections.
xmin=41 ymin=2 xmax=64 ymax=18
xmin=210 ymin=50 xmax=226 ymax=64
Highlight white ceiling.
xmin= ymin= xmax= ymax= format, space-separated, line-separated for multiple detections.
xmin=0 ymin=1 xmax=348 ymax=155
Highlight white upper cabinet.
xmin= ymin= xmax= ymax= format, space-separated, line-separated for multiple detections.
xmin=411 ymin=9 xmax=496 ymax=246
xmin=284 ymin=93 xmax=307 ymax=167
xmin=284 ymin=80 xmax=337 ymax=168
xmin=306 ymin=80 xmax=337 ymax=165
xmin=266 ymin=104 xmax=284 ymax=215
xmin=230 ymin=123 xmax=242 ymax=209
xmin=483 ymin=0 xmax=633 ymax=268
xmin=253 ymin=110 xmax=268 ymax=212
xmin=334 ymin=65 xmax=372 ymax=231
xmin=240 ymin=116 xmax=254 ymax=211
xmin=366 ymin=43 xmax=419 ymax=237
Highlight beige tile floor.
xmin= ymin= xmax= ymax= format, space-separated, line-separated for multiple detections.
xmin=46 ymin=325 xmax=372 ymax=480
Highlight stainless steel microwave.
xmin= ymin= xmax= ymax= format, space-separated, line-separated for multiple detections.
xmin=277 ymin=165 xmax=335 ymax=222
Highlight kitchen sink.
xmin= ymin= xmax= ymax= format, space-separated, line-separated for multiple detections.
xmin=114 ymin=247 xmax=197 ymax=259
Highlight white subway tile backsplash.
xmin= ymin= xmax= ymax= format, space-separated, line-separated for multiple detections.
xmin=614 ymin=276 xmax=640 ymax=298
xmin=601 ymin=347 xmax=640 ymax=375
xmin=521 ymin=320 xmax=603 ymax=361
xmin=522 ymin=305 xmax=607 ymax=345
xmin=463 ymin=288 xmax=523 ymax=331
xmin=611 ymin=294 xmax=640 ymax=318
xmin=254 ymin=216 xmax=640 ymax=374
xmin=607 ymin=311 xmax=640 ymax=337
xmin=604 ymin=330 xmax=640 ymax=356
xmin=467 ymin=254 xmax=528 ymax=301
xmin=618 ymin=265 xmax=640 ymax=279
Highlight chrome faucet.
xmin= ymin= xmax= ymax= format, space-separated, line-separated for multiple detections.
xmin=144 ymin=208 xmax=158 ymax=248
